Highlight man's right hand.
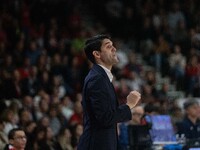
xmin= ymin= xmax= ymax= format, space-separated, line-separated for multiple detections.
xmin=126 ymin=91 xmax=141 ymax=109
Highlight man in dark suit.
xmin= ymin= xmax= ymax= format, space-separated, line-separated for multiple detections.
xmin=77 ymin=34 xmax=141 ymax=150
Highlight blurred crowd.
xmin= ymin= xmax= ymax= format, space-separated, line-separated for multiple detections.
xmin=0 ymin=0 xmax=200 ymax=149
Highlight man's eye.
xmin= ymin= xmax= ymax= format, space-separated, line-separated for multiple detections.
xmin=107 ymin=45 xmax=112 ymax=48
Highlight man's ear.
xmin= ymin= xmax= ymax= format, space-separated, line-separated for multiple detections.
xmin=93 ymin=51 xmax=100 ymax=58
xmin=9 ymin=139 xmax=14 ymax=145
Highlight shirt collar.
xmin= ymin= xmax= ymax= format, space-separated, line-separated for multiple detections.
xmin=98 ymin=64 xmax=113 ymax=82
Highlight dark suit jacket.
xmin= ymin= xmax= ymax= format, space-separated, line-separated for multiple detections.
xmin=77 ymin=64 xmax=131 ymax=150
xmin=176 ymin=117 xmax=200 ymax=139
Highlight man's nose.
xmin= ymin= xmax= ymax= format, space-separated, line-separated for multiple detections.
xmin=112 ymin=47 xmax=116 ymax=52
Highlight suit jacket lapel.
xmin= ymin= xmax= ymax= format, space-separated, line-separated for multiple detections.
xmin=93 ymin=64 xmax=119 ymax=106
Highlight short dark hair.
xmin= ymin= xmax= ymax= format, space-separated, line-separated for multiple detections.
xmin=84 ymin=34 xmax=110 ymax=64
xmin=144 ymin=103 xmax=159 ymax=114
xmin=183 ymin=100 xmax=199 ymax=110
xmin=8 ymin=128 xmax=24 ymax=140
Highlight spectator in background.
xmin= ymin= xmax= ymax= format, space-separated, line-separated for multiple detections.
xmin=144 ymin=70 xmax=156 ymax=87
xmin=172 ymin=20 xmax=188 ymax=47
xmin=50 ymin=53 xmax=63 ymax=77
xmin=21 ymin=95 xmax=37 ymax=121
xmin=68 ymin=100 xmax=83 ymax=126
xmin=185 ymin=55 xmax=200 ymax=97
xmin=176 ymin=100 xmax=200 ymax=140
xmin=168 ymin=44 xmax=186 ymax=90
xmin=32 ymin=125 xmax=61 ymax=150
xmin=150 ymin=34 xmax=170 ymax=76
xmin=144 ymin=103 xmax=160 ymax=116
xmin=18 ymin=108 xmax=33 ymax=129
xmin=69 ymin=56 xmax=83 ymax=92
xmin=118 ymin=105 xmax=145 ymax=147
xmin=24 ymin=121 xmax=36 ymax=150
xmin=0 ymin=54 xmax=15 ymax=79
xmin=21 ymin=66 xmax=40 ymax=97
xmin=17 ymin=57 xmax=32 ymax=80
xmin=37 ymin=70 xmax=52 ymax=94
xmin=45 ymin=126 xmax=61 ymax=150
xmin=123 ymin=52 xmax=143 ymax=76
xmin=32 ymin=125 xmax=48 ymax=150
xmin=48 ymin=104 xmax=61 ymax=136
xmin=57 ymin=127 xmax=73 ymax=150
xmin=138 ymin=103 xmax=160 ymax=146
xmin=12 ymin=39 xmax=25 ymax=67
xmin=37 ymin=116 xmax=50 ymax=129
xmin=141 ymin=84 xmax=156 ymax=104
xmin=25 ymin=40 xmax=42 ymax=66
xmin=167 ymin=2 xmax=185 ymax=31
xmin=0 ymin=120 xmax=8 ymax=150
xmin=36 ymin=53 xmax=50 ymax=76
xmin=170 ymin=105 xmax=183 ymax=128
xmin=4 ymin=128 xmax=27 ymax=150
xmin=104 ymin=0 xmax=123 ymax=36
xmin=1 ymin=69 xmax=22 ymax=99
xmin=127 ymin=71 xmax=143 ymax=93
xmin=2 ymin=109 xmax=18 ymax=135
xmin=156 ymin=82 xmax=169 ymax=102
xmin=129 ymin=106 xmax=145 ymax=125
xmin=114 ymin=38 xmax=129 ymax=70
xmin=60 ymin=96 xmax=74 ymax=121
xmin=116 ymin=79 xmax=132 ymax=105
xmin=50 ymin=75 xmax=66 ymax=99
xmin=8 ymin=101 xmax=20 ymax=126
xmin=35 ymin=97 xmax=50 ymax=121
xmin=71 ymin=123 xmax=83 ymax=149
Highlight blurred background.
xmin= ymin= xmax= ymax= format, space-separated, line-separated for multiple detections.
xmin=0 ymin=0 xmax=200 ymax=149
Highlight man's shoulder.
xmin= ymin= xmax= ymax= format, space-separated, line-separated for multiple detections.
xmin=86 ymin=65 xmax=106 ymax=81
xmin=177 ymin=117 xmax=195 ymax=127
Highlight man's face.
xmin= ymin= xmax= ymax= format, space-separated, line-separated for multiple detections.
xmin=186 ymin=104 xmax=199 ymax=118
xmin=10 ymin=131 xmax=27 ymax=150
xmin=98 ymin=38 xmax=119 ymax=68
xmin=131 ymin=106 xmax=144 ymax=124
